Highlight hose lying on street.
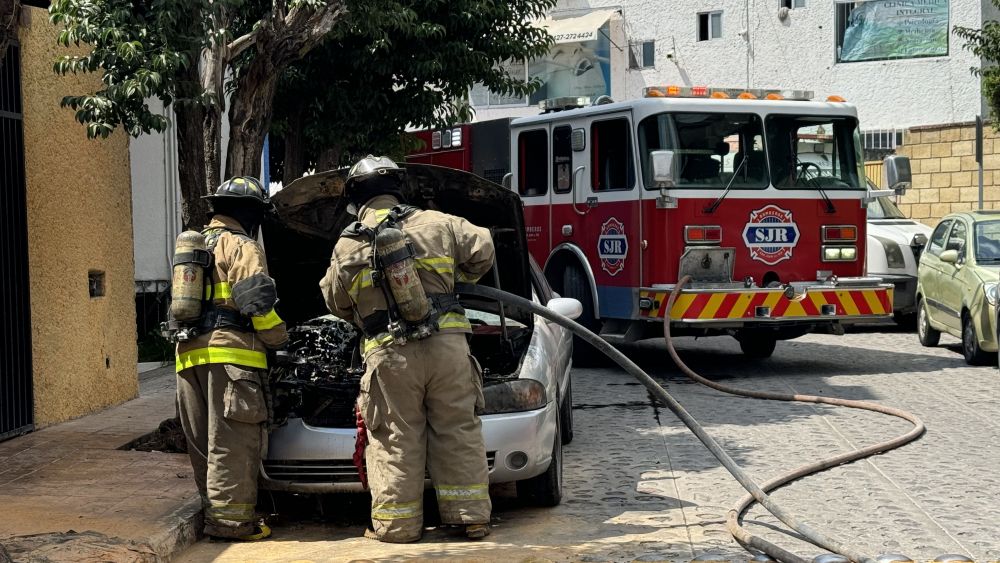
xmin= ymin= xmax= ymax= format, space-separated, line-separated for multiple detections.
xmin=662 ymin=276 xmax=926 ymax=562
xmin=459 ymin=282 xmax=924 ymax=563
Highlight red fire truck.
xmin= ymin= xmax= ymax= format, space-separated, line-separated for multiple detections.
xmin=407 ymin=86 xmax=911 ymax=359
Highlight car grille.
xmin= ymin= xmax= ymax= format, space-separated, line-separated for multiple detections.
xmin=264 ymin=452 xmax=497 ymax=484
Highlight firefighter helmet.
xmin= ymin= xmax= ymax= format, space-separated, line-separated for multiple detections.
xmin=204 ymin=177 xmax=271 ymax=208
xmin=345 ymin=155 xmax=407 ymax=205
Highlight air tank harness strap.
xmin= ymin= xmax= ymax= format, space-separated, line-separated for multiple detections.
xmin=359 ymin=293 xmax=463 ymax=338
xmin=200 ymin=307 xmax=253 ymax=332
xmin=171 ymin=249 xmax=212 ymax=269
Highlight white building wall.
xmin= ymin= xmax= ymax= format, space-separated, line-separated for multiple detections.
xmin=129 ymin=98 xmax=232 ymax=290
xmin=540 ymin=0 xmax=988 ymax=131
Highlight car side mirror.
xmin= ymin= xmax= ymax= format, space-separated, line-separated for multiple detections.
xmin=883 ymin=155 xmax=912 ymax=196
xmin=546 ymin=297 xmax=583 ymax=320
xmin=650 ymin=150 xmax=678 ymax=209
xmin=940 ymin=249 xmax=959 ymax=264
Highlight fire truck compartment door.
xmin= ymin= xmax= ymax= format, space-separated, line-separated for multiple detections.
xmin=558 ymin=112 xmax=640 ymax=318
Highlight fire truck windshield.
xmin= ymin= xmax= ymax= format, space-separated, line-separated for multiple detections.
xmin=764 ymin=115 xmax=865 ymax=190
xmin=638 ymin=112 xmax=769 ymax=190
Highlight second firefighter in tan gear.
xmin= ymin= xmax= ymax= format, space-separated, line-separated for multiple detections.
xmin=319 ymin=155 xmax=495 ymax=542
xmin=175 ymin=177 xmax=288 ymax=540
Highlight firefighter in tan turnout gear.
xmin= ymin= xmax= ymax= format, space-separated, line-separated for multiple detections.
xmin=320 ymin=156 xmax=495 ymax=543
xmin=172 ymin=177 xmax=288 ymax=541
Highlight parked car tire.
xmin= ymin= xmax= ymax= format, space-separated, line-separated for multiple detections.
xmin=562 ymin=266 xmax=604 ymax=367
xmin=962 ymin=313 xmax=992 ymax=366
xmin=917 ymin=298 xmax=941 ymax=347
xmin=516 ymin=418 xmax=562 ymax=507
xmin=737 ymin=332 xmax=776 ymax=359
xmin=559 ymin=377 xmax=574 ymax=445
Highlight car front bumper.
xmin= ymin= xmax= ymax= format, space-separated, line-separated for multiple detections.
xmin=260 ymin=402 xmax=558 ymax=494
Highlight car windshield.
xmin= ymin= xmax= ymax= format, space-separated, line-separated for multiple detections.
xmin=765 ymin=115 xmax=865 ymax=190
xmin=866 ymin=196 xmax=906 ymax=219
xmin=974 ymin=220 xmax=1000 ymax=263
xmin=638 ymin=112 xmax=768 ymax=189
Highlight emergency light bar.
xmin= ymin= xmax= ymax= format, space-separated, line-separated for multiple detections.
xmin=644 ymin=86 xmax=816 ymax=101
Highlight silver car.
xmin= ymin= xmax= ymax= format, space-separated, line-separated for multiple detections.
xmin=259 ymin=165 xmax=581 ymax=506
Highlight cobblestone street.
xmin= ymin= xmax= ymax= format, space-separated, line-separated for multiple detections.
xmin=178 ymin=327 xmax=1000 ymax=562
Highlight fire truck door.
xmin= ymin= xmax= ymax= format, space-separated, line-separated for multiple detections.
xmin=513 ymin=126 xmax=553 ymax=261
xmin=572 ymin=114 xmax=641 ymax=317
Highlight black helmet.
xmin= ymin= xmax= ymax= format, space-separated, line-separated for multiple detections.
xmin=345 ymin=155 xmax=407 ymax=205
xmin=204 ymin=176 xmax=271 ymax=208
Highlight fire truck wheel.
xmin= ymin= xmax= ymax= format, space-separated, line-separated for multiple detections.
xmin=562 ymin=266 xmax=604 ymax=367
xmin=737 ymin=332 xmax=777 ymax=359
xmin=917 ymin=298 xmax=940 ymax=347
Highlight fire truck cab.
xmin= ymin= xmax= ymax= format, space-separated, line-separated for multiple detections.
xmin=412 ymin=86 xmax=911 ymax=359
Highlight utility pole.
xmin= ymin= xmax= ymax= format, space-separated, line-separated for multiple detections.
xmin=977 ymin=115 xmax=984 ymax=211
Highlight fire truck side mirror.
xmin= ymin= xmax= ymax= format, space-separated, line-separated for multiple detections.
xmin=883 ymin=155 xmax=912 ymax=196
xmin=651 ymin=150 xmax=678 ymax=188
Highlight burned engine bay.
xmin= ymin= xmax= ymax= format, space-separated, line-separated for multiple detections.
xmin=269 ymin=311 xmax=533 ymax=429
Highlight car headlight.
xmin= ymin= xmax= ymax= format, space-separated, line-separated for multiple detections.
xmin=480 ymin=379 xmax=548 ymax=415
xmin=874 ymin=236 xmax=906 ymax=269
xmin=985 ymin=283 xmax=998 ymax=307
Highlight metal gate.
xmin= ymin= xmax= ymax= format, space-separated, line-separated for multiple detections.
xmin=0 ymin=43 xmax=35 ymax=442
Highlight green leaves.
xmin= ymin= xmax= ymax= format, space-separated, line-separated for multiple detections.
xmin=957 ymin=6 xmax=1000 ymax=129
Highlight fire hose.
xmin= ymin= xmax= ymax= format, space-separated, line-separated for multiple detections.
xmin=463 ymin=282 xmax=925 ymax=563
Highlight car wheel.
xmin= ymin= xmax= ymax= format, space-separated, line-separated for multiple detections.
xmin=917 ymin=298 xmax=941 ymax=347
xmin=737 ymin=331 xmax=776 ymax=359
xmin=559 ymin=377 xmax=574 ymax=445
xmin=515 ymin=417 xmax=563 ymax=507
xmin=962 ymin=313 xmax=992 ymax=366
xmin=562 ymin=266 xmax=604 ymax=367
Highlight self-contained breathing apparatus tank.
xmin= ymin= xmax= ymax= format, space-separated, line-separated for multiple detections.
xmin=375 ymin=227 xmax=430 ymax=323
xmin=161 ymin=230 xmax=213 ymax=342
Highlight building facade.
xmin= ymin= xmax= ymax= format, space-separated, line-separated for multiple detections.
xmin=1 ymin=6 xmax=139 ymax=435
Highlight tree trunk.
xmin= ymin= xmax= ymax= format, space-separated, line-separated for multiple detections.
xmin=226 ymin=60 xmax=279 ymax=178
xmin=316 ymin=144 xmax=342 ymax=171
xmin=174 ymin=54 xmax=225 ymax=231
xmin=0 ymin=0 xmax=20 ymax=66
xmin=282 ymin=107 xmax=306 ymax=182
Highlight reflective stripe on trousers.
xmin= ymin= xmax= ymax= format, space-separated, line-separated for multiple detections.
xmin=175 ymin=346 xmax=268 ymax=372
xmin=206 ymin=502 xmax=256 ymax=523
xmin=371 ymin=499 xmax=423 ymax=521
xmin=436 ymin=483 xmax=490 ymax=502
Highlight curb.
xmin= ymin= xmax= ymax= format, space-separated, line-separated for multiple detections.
xmin=147 ymin=498 xmax=203 ymax=561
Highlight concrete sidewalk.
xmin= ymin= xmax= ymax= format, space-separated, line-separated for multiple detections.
xmin=0 ymin=367 xmax=201 ymax=562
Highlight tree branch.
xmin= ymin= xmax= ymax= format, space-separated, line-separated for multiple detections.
xmin=227 ymin=28 xmax=259 ymax=59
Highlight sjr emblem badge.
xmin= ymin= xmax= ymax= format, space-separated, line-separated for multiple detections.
xmin=742 ymin=205 xmax=800 ymax=265
xmin=598 ymin=217 xmax=628 ymax=276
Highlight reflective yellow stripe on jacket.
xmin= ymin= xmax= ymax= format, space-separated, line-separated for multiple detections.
xmin=176 ymin=346 xmax=268 ymax=371
xmin=204 ymin=282 xmax=233 ymax=300
xmin=251 ymin=308 xmax=284 ymax=331
xmin=361 ymin=312 xmax=471 ymax=354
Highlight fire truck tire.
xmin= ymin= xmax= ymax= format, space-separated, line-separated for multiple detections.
xmin=516 ymin=415 xmax=563 ymax=507
xmin=736 ymin=332 xmax=776 ymax=359
xmin=917 ymin=298 xmax=940 ymax=347
xmin=562 ymin=266 xmax=604 ymax=367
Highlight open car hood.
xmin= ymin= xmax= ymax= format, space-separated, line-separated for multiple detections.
xmin=264 ymin=164 xmax=531 ymax=324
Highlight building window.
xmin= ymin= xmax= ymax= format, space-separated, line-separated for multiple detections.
xmin=698 ymin=12 xmax=722 ymax=41
xmin=553 ymin=126 xmax=573 ymax=193
xmin=88 ymin=270 xmax=106 ymax=298
xmin=591 ymin=118 xmax=635 ymax=191
xmin=518 ymin=129 xmax=549 ymax=197
xmin=781 ymin=0 xmax=805 ymax=8
xmin=629 ymin=40 xmax=655 ymax=69
xmin=836 ymin=2 xmax=948 ymax=63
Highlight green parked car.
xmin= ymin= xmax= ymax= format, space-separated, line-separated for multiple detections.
xmin=916 ymin=211 xmax=1000 ymax=365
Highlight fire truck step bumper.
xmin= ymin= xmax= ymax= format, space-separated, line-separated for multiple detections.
xmin=637 ymin=285 xmax=894 ymax=323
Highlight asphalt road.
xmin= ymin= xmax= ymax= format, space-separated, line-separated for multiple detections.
xmin=177 ymin=326 xmax=999 ymax=562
